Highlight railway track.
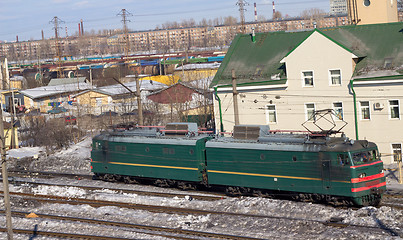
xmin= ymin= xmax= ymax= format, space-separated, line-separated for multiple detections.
xmin=2 ymin=191 xmax=401 ymax=237
xmin=0 ymin=210 xmax=264 ymax=240
xmin=7 ymin=170 xmax=93 ymax=180
xmin=7 ymin=169 xmax=400 ymax=199
xmin=0 ymin=228 xmax=142 ymax=240
xmin=5 ymin=178 xmax=224 ymax=201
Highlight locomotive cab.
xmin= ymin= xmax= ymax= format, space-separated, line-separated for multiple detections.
xmin=345 ymin=145 xmax=385 ymax=206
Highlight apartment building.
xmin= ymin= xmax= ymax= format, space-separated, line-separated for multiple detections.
xmin=0 ymin=15 xmax=349 ymax=61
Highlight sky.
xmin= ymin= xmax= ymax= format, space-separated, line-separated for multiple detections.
xmin=0 ymin=0 xmax=331 ymax=42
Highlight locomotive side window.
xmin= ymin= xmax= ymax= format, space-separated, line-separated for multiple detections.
xmin=115 ymin=145 xmax=127 ymax=151
xmin=163 ymin=148 xmax=175 ymax=155
xmin=337 ymin=154 xmax=349 ymax=165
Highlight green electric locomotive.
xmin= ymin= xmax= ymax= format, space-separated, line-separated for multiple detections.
xmin=205 ymin=125 xmax=385 ymax=206
xmin=91 ymin=123 xmax=211 ymax=189
xmin=91 ymin=123 xmax=385 ymax=206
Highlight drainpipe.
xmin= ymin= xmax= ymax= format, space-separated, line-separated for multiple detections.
xmin=350 ymin=79 xmax=359 ymax=140
xmin=214 ymin=86 xmax=224 ymax=134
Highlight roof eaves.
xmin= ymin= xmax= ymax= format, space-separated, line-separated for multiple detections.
xmin=353 ymin=74 xmax=403 ymax=82
xmin=216 ymin=78 xmax=287 ymax=88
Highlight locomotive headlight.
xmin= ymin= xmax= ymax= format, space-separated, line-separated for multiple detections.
xmin=359 ymin=173 xmax=366 ymax=178
xmin=380 ymin=169 xmax=384 ymax=174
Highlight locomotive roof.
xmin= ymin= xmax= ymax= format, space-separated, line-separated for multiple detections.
xmin=206 ymin=134 xmax=377 ymax=153
xmin=93 ymin=129 xmax=210 ymax=146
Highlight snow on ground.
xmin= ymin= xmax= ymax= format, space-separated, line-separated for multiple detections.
xmin=1 ymin=135 xmax=403 ymax=239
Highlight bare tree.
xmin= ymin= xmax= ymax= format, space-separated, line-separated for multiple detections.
xmin=257 ymin=15 xmax=266 ymax=22
xmin=224 ymin=16 xmax=238 ymax=25
xmin=273 ymin=11 xmax=283 ymax=20
xmin=301 ymin=8 xmax=326 ymax=28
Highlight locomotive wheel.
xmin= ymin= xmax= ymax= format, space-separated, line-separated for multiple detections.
xmin=177 ymin=182 xmax=196 ymax=191
xmin=225 ymin=186 xmax=242 ymax=196
xmin=154 ymin=179 xmax=176 ymax=188
xmin=123 ymin=176 xmax=139 ymax=184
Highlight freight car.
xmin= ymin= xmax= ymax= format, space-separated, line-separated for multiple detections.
xmin=91 ymin=123 xmax=386 ymax=206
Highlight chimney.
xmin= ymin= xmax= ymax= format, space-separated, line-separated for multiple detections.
xmin=78 ymin=23 xmax=81 ymax=37
xmin=80 ymin=19 xmax=84 ymax=36
xmin=272 ymin=1 xmax=276 ymax=18
xmin=254 ymin=2 xmax=257 ymax=22
xmin=16 ymin=35 xmax=18 ymax=42
xmin=41 ymin=30 xmax=44 ymax=40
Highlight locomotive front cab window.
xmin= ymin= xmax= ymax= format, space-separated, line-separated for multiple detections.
xmin=351 ymin=149 xmax=378 ymax=165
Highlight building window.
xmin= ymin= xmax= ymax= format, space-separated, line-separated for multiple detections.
xmin=389 ymin=100 xmax=400 ymax=119
xmin=392 ymin=143 xmax=402 ymax=162
xmin=265 ymin=105 xmax=277 ymax=123
xmin=329 ymin=69 xmax=341 ymax=85
xmin=96 ymin=98 xmax=103 ymax=107
xmin=360 ymin=101 xmax=370 ymax=120
xmin=305 ymin=103 xmax=315 ymax=121
xmin=302 ymin=71 xmax=314 ymax=86
xmin=333 ymin=102 xmax=343 ymax=120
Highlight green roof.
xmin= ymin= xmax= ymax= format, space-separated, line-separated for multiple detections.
xmin=211 ymin=22 xmax=403 ymax=88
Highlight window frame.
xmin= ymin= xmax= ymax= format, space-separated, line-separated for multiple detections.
xmin=265 ymin=104 xmax=277 ymax=124
xmin=332 ymin=102 xmax=343 ymax=120
xmin=392 ymin=143 xmax=402 ymax=162
xmin=329 ymin=69 xmax=342 ymax=86
xmin=389 ymin=99 xmax=400 ymax=120
xmin=305 ymin=103 xmax=316 ymax=121
xmin=302 ymin=70 xmax=314 ymax=87
xmin=359 ymin=101 xmax=371 ymax=120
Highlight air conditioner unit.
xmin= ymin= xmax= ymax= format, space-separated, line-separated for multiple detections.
xmin=374 ymin=102 xmax=384 ymax=110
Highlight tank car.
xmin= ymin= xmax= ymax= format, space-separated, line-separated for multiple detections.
xmin=91 ymin=123 xmax=385 ymax=206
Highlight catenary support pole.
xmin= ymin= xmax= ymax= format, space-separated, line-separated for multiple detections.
xmin=0 ymin=107 xmax=14 ymax=239
xmin=350 ymin=79 xmax=359 ymax=140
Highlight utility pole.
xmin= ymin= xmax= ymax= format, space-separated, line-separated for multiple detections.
xmin=135 ymin=75 xmax=143 ymax=125
xmin=0 ymin=57 xmax=13 ymax=239
xmin=236 ymin=0 xmax=249 ymax=33
xmin=399 ymin=161 xmax=402 ymax=184
xmin=231 ymin=69 xmax=240 ymax=125
xmin=112 ymin=77 xmax=142 ymax=125
xmin=10 ymin=89 xmax=16 ymax=149
xmin=118 ymin=9 xmax=132 ymax=59
xmin=50 ymin=16 xmax=64 ymax=78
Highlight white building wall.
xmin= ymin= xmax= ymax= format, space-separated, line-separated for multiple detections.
xmin=213 ymin=31 xmax=402 ymax=164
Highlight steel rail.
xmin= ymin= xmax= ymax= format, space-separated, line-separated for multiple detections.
xmin=0 ymin=210 xmax=263 ymax=240
xmin=0 ymin=227 xmax=184 ymax=240
xmin=3 ymin=178 xmax=223 ymax=201
xmin=2 ymin=191 xmax=401 ymax=237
